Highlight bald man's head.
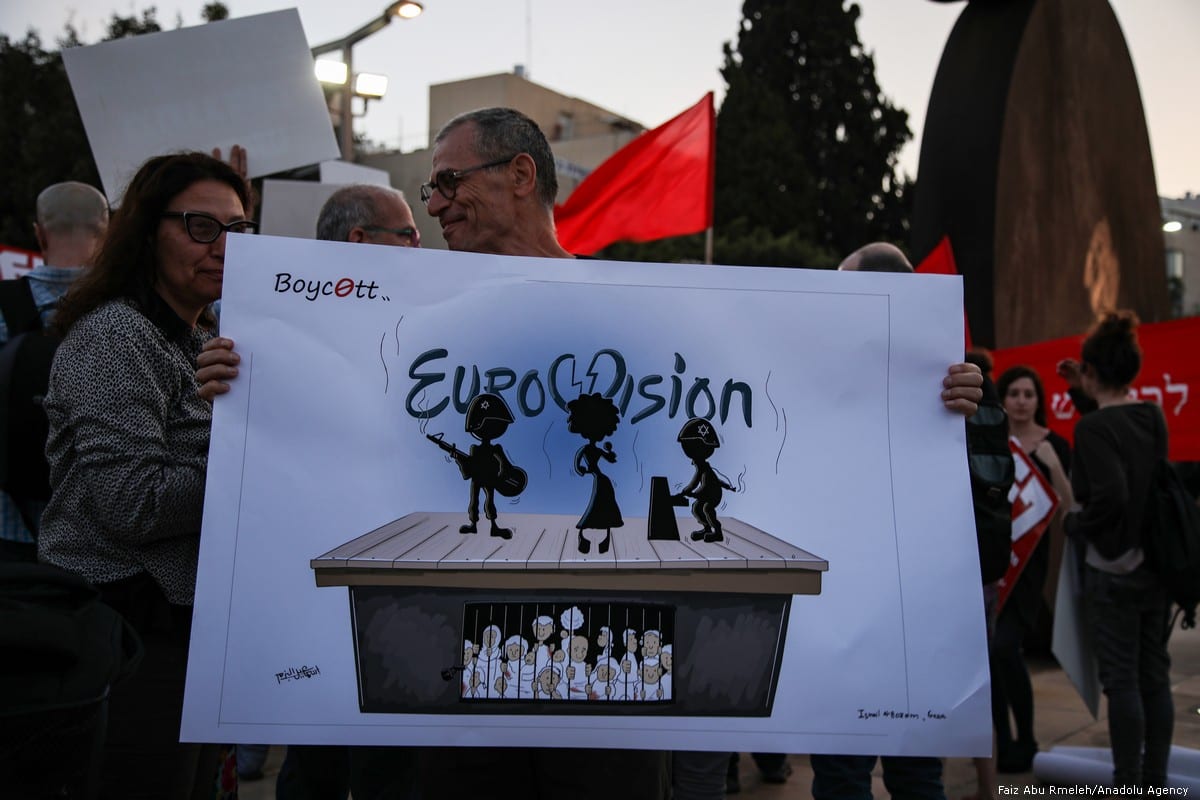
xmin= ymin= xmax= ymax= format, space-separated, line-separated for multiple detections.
xmin=837 ymin=242 xmax=914 ymax=274
xmin=35 ymin=182 xmax=109 ymax=267
xmin=316 ymin=184 xmax=418 ymax=247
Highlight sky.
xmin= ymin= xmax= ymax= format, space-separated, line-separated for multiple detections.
xmin=3 ymin=0 xmax=1196 ymax=198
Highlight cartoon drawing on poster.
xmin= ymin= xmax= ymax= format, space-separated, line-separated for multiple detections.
xmin=671 ymin=417 xmax=738 ymax=543
xmin=661 ymin=644 xmax=674 ymax=700
xmin=425 ymin=392 xmax=527 ymax=539
xmin=315 ymin=312 xmax=820 ymax=717
xmin=445 ymin=603 xmax=677 ymax=706
xmin=182 ymin=236 xmax=990 ymax=756
xmin=566 ymin=392 xmax=624 ymax=554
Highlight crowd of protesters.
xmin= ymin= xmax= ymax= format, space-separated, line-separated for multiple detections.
xmin=0 ymin=103 xmax=1178 ymax=800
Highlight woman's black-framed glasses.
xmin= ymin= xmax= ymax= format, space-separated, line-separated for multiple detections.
xmin=419 ymin=156 xmax=517 ymax=205
xmin=162 ymin=211 xmax=259 ymax=243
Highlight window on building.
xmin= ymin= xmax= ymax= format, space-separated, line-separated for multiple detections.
xmin=1166 ymin=249 xmax=1185 ymax=317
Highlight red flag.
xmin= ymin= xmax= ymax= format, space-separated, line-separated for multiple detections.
xmin=915 ymin=235 xmax=956 ymax=276
xmin=915 ymin=236 xmax=973 ymax=350
xmin=554 ymin=93 xmax=714 ymax=255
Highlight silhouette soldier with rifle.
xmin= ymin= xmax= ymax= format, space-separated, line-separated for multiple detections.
xmin=427 ymin=392 xmax=527 ymax=539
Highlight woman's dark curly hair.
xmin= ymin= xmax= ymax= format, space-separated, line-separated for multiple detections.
xmin=53 ymin=151 xmax=252 ymax=335
xmin=997 ymin=365 xmax=1049 ymax=427
xmin=566 ymin=392 xmax=620 ymax=442
xmin=1080 ymin=310 xmax=1142 ymax=390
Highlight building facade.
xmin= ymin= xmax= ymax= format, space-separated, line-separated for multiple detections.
xmin=362 ymin=70 xmax=644 ymax=250
xmin=1162 ymin=193 xmax=1200 ymax=318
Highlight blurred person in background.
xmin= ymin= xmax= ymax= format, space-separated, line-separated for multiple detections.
xmin=1060 ymin=312 xmax=1173 ymax=789
xmin=0 ymin=181 xmax=108 ymax=561
xmin=991 ymin=365 xmax=1072 ymax=773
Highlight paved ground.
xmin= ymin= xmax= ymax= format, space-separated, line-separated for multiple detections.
xmin=238 ymin=623 xmax=1200 ymax=799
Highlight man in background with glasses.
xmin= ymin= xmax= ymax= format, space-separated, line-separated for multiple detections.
xmin=316 ymin=183 xmax=421 ymax=248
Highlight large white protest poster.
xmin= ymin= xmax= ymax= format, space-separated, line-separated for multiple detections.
xmin=62 ymin=10 xmax=338 ymax=202
xmin=183 ymin=234 xmax=990 ymax=755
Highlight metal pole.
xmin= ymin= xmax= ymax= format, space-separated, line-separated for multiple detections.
xmin=311 ymin=4 xmax=423 ymax=160
xmin=340 ymin=44 xmax=355 ymax=161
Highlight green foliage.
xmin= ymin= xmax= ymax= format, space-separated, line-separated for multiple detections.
xmin=0 ymin=32 xmax=100 ymax=250
xmin=716 ymin=0 xmax=913 ymax=260
xmin=105 ymin=8 xmax=164 ymax=40
xmin=0 ymin=6 xmax=220 ymax=251
xmin=202 ymin=3 xmax=231 ymax=22
xmin=602 ymin=220 xmax=838 ymax=269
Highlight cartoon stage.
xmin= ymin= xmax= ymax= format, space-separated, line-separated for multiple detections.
xmin=310 ymin=397 xmax=828 ymax=717
xmin=311 ymin=510 xmax=826 ymax=716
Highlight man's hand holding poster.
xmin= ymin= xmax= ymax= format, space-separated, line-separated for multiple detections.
xmin=182 ymin=235 xmax=990 ymax=756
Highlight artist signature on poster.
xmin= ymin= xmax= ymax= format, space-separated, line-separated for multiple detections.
xmin=275 ymin=665 xmax=321 ymax=684
xmin=857 ymin=708 xmax=947 ymax=721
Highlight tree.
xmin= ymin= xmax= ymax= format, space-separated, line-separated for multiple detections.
xmin=603 ymin=224 xmax=838 ymax=270
xmin=715 ymin=0 xmax=913 ymax=259
xmin=0 ymin=6 xmax=222 ymax=251
xmin=102 ymin=8 xmax=164 ymax=40
xmin=202 ymin=3 xmax=230 ymax=23
xmin=0 ymin=31 xmax=100 ymax=250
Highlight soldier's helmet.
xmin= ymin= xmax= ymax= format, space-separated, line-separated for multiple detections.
xmin=676 ymin=417 xmax=720 ymax=448
xmin=465 ymin=393 xmax=515 ymax=431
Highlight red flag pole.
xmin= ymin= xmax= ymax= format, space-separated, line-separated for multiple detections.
xmin=705 ymin=93 xmax=716 ymax=264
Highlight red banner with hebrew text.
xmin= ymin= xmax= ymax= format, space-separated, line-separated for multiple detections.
xmin=991 ymin=316 xmax=1200 ymax=462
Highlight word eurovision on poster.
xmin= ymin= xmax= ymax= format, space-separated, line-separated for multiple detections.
xmin=405 ymin=347 xmax=754 ymax=427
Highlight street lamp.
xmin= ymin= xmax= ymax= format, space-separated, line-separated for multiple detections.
xmin=311 ymin=1 xmax=423 ymax=160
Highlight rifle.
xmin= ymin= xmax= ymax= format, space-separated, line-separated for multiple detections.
xmin=426 ymin=433 xmax=528 ymax=497
xmin=427 ymin=433 xmax=470 ymax=480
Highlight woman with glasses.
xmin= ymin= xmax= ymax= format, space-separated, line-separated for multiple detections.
xmin=1059 ymin=311 xmax=1174 ymax=789
xmin=40 ymin=151 xmax=255 ymax=800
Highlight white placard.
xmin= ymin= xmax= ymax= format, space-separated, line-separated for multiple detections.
xmin=183 ymin=235 xmax=990 ymax=756
xmin=62 ymin=10 xmax=339 ymax=202
xmin=1051 ymin=542 xmax=1102 ymax=718
xmin=259 ymin=180 xmax=340 ymax=239
xmin=319 ymin=160 xmax=391 ymax=187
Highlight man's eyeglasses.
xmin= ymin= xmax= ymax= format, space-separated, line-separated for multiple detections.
xmin=419 ymin=156 xmax=517 ymax=205
xmin=162 ymin=211 xmax=258 ymax=243
xmin=363 ymin=225 xmax=421 ymax=247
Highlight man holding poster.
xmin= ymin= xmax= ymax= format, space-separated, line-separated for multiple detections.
xmin=189 ymin=107 xmax=987 ymax=800
xmin=414 ymin=104 xmax=671 ymax=800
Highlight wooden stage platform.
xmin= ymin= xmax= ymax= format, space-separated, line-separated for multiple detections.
xmin=311 ymin=512 xmax=828 ymax=595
